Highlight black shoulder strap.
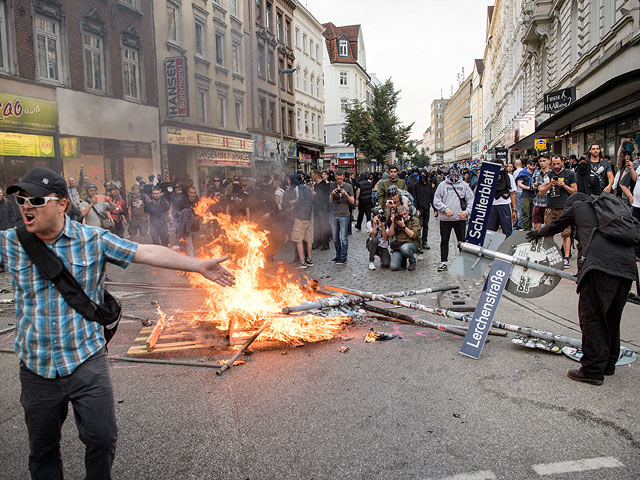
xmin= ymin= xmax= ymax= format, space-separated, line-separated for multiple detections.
xmin=16 ymin=226 xmax=106 ymax=326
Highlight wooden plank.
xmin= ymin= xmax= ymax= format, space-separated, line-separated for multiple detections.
xmin=145 ymin=321 xmax=164 ymax=352
xmin=126 ymin=343 xmax=211 ymax=357
xmin=134 ymin=333 xmax=194 ymax=342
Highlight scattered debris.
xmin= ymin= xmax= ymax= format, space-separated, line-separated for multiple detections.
xmin=338 ymin=346 xmax=350 ymax=353
xmin=452 ymin=413 xmax=461 ymax=418
xmin=364 ymin=329 xmax=398 ymax=343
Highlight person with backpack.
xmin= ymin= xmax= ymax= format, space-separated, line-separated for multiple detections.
xmin=537 ymin=154 xmax=578 ymax=267
xmin=487 ymin=159 xmax=518 ymax=237
xmin=354 ymin=173 xmax=373 ymax=231
xmin=527 ymin=192 xmax=640 ymax=385
xmin=574 ymin=154 xmax=603 ymax=196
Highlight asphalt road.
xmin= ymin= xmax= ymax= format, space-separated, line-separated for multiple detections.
xmin=1 ymin=215 xmax=639 ymax=479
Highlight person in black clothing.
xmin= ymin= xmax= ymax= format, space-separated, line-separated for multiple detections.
xmin=176 ymin=186 xmax=200 ymax=254
xmin=142 ymin=174 xmax=155 ymax=198
xmin=354 ymin=173 xmax=373 ymax=231
xmin=575 ymin=155 xmax=603 ymax=196
xmin=0 ymin=186 xmax=21 ymax=230
xmin=411 ymin=169 xmax=436 ymax=249
xmin=312 ymin=171 xmax=331 ymax=250
xmin=528 ymin=193 xmax=638 ymax=385
xmin=144 ymin=186 xmax=171 ymax=246
xmin=157 ymin=174 xmax=175 ymax=201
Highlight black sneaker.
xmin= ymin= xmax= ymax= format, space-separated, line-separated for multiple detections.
xmin=335 ymin=259 xmax=347 ymax=265
xmin=437 ymin=262 xmax=447 ymax=272
xmin=604 ymin=367 xmax=615 ymax=376
xmin=296 ymin=262 xmax=307 ymax=269
xmin=330 ymin=257 xmax=339 ymax=262
xmin=567 ymin=369 xmax=603 ymax=385
xmin=305 ymin=258 xmax=314 ymax=267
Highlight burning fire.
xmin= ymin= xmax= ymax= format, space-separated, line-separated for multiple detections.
xmin=180 ymin=196 xmax=347 ymax=344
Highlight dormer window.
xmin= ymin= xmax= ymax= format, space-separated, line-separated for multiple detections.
xmin=338 ymin=39 xmax=348 ymax=57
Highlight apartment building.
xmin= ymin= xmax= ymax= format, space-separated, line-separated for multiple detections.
xmin=154 ymin=0 xmax=253 ymax=190
xmin=443 ymin=75 xmax=472 ymax=164
xmin=293 ymin=2 xmax=324 ymax=172
xmin=429 ymin=99 xmax=449 ymax=165
xmin=0 ymin=0 xmax=159 ymax=191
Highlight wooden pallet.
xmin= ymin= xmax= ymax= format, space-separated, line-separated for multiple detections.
xmin=126 ymin=325 xmax=211 ymax=357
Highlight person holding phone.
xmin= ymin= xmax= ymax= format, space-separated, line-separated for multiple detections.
xmin=79 ymin=183 xmax=114 ymax=229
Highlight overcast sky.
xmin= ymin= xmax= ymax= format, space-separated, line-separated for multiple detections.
xmin=304 ymin=0 xmax=491 ymax=141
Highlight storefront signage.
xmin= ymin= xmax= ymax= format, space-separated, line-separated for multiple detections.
xmin=0 ymin=93 xmax=57 ymax=133
xmin=543 ymin=86 xmax=576 ymax=113
xmin=60 ymin=137 xmax=79 ymax=158
xmin=196 ymin=148 xmax=251 ymax=167
xmin=165 ymin=57 xmax=189 ymax=117
xmin=166 ymin=127 xmax=254 ymax=152
xmin=494 ymin=147 xmax=508 ymax=160
xmin=299 ymin=153 xmax=312 ymax=163
xmin=322 ymin=153 xmax=336 ymax=159
xmin=0 ymin=132 xmax=55 ymax=157
xmin=337 ymin=158 xmax=354 ymax=166
xmin=339 ymin=153 xmax=355 ymax=159
xmin=535 ymin=139 xmax=547 ymax=150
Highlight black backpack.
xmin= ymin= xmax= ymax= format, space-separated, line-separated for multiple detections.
xmin=494 ymin=169 xmax=511 ymax=199
xmin=588 ymin=192 xmax=640 ymax=246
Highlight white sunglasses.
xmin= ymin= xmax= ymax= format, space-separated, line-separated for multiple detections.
xmin=15 ymin=195 xmax=61 ymax=208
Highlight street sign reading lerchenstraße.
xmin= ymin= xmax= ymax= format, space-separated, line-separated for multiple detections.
xmin=543 ymin=86 xmax=576 ymax=113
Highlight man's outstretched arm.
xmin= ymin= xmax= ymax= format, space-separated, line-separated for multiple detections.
xmin=132 ymin=244 xmax=235 ymax=287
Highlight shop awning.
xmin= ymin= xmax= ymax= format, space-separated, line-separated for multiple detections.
xmin=510 ymin=69 xmax=640 ymax=151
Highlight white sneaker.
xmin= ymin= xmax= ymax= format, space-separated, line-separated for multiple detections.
xmin=368 ymin=262 xmax=376 ymax=270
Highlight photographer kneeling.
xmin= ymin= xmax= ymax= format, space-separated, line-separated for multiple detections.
xmin=388 ymin=205 xmax=421 ymax=271
xmin=366 ymin=206 xmax=391 ymax=270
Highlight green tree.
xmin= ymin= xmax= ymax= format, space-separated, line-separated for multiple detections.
xmin=342 ymin=100 xmax=380 ymax=162
xmin=411 ymin=148 xmax=431 ymax=169
xmin=368 ymin=79 xmax=414 ymax=162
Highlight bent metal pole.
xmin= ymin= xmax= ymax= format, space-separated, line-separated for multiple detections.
xmin=457 ymin=241 xmax=577 ymax=282
xmin=324 ymin=284 xmax=585 ymax=349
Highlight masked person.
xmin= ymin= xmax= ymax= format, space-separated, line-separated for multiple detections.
xmin=2 ymin=168 xmax=234 ymax=480
xmin=527 ymin=193 xmax=638 ymax=385
xmin=575 ymin=155 xmax=603 ymax=196
xmin=487 ymin=159 xmax=518 ymax=237
xmin=433 ymin=165 xmax=474 ymax=272
xmin=411 ymin=169 xmax=436 ymax=249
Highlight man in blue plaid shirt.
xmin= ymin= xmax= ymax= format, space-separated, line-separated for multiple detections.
xmin=2 ymin=168 xmax=235 ymax=480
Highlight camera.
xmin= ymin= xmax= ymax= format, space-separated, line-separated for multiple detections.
xmin=377 ymin=215 xmax=387 ymax=225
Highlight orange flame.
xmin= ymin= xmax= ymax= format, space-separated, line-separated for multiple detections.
xmin=184 ymin=196 xmax=346 ymax=343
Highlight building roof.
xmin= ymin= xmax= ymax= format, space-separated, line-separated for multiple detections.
xmin=322 ymin=22 xmax=361 ymax=64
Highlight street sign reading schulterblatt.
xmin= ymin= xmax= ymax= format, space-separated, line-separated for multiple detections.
xmin=459 ymin=160 xmax=511 ymax=359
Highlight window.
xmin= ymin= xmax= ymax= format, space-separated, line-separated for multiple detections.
xmin=232 ymin=42 xmax=241 ymax=73
xmin=304 ymin=111 xmax=309 ymax=134
xmin=316 ymin=77 xmax=320 ymax=97
xmin=341 ymin=98 xmax=348 ymax=113
xmin=310 ymin=74 xmax=315 ymax=95
xmin=231 ymin=0 xmax=238 ymax=17
xmin=276 ymin=12 xmax=282 ymax=41
xmin=303 ymin=33 xmax=307 ymax=54
xmin=268 ymin=101 xmax=276 ymax=131
xmin=265 ymin=2 xmax=272 ymax=32
xmin=0 ymin=0 xmax=9 ymax=72
xmin=317 ymin=115 xmax=322 ymax=136
xmin=122 ymin=46 xmax=140 ymax=100
xmin=297 ymin=108 xmax=301 ymax=131
xmin=257 ymin=42 xmax=265 ymax=77
xmin=309 ymin=40 xmax=314 ymax=59
xmin=287 ymin=62 xmax=293 ymax=91
xmin=339 ymin=71 xmax=347 ymax=86
xmin=295 ymin=69 xmax=300 ymax=88
xmin=315 ymin=44 xmax=319 ymax=62
xmin=341 ymin=127 xmax=346 ymax=143
xmin=83 ymin=32 xmax=104 ymax=92
xmin=267 ymin=48 xmax=274 ymax=82
xmin=285 ymin=20 xmax=291 ymax=47
xmin=258 ymin=97 xmax=266 ymax=129
xmin=217 ymin=95 xmax=226 ymax=127
xmin=303 ymin=71 xmax=307 ymax=92
xmin=311 ymin=114 xmax=315 ymax=137
xmin=198 ymin=88 xmax=208 ymax=123
xmin=436 ymin=103 xmax=442 ymax=108
xmin=235 ymin=100 xmax=243 ymax=130
xmin=35 ymin=16 xmax=61 ymax=82
xmin=167 ymin=3 xmax=179 ymax=43
xmin=195 ymin=20 xmax=205 ymax=57
xmin=324 ymin=129 xmax=327 ymax=143
xmin=437 ymin=122 xmax=443 ymax=128
xmin=295 ymin=27 xmax=300 ymax=48
xmin=255 ymin=0 xmax=262 ymax=24
xmin=436 ymin=112 xmax=443 ymax=119
xmin=215 ymin=32 xmax=224 ymax=66
xmin=120 ymin=0 xmax=141 ymax=10
xmin=338 ymin=39 xmax=348 ymax=56
xmin=288 ymin=109 xmax=294 ymax=136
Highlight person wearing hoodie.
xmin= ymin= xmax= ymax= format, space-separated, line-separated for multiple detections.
xmin=411 ymin=169 xmax=436 ymax=249
xmin=377 ymin=166 xmax=407 ymax=209
xmin=433 ymin=165 xmax=474 ymax=272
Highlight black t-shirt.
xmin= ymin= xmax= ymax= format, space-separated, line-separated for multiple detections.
xmin=589 ymin=159 xmax=611 ymax=188
xmin=547 ymin=168 xmax=577 ymax=209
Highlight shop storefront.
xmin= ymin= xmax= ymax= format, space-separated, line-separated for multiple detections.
xmin=297 ymin=143 xmax=323 ymax=173
xmin=163 ymin=126 xmax=254 ymax=192
xmin=253 ymin=134 xmax=279 ymax=177
xmin=336 ymin=153 xmax=356 ymax=174
xmin=0 ymin=92 xmax=60 ymax=185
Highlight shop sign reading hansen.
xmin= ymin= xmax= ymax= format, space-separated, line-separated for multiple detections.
xmin=165 ymin=57 xmax=189 ymax=117
xmin=543 ymin=86 xmax=575 ymax=113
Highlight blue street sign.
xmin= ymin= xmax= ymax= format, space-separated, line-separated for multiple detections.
xmin=466 ymin=161 xmax=501 ymax=246
xmin=459 ymin=258 xmax=513 ymax=359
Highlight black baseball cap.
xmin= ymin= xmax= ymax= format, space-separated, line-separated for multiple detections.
xmin=7 ymin=168 xmax=67 ymax=197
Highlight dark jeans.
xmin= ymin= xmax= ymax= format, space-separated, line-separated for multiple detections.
xmin=417 ymin=207 xmax=430 ymax=243
xmin=633 ymin=207 xmax=640 ymax=259
xmin=149 ymin=222 xmax=169 ymax=246
xmin=19 ymin=348 xmax=117 ymax=480
xmin=578 ymin=270 xmax=632 ymax=379
xmin=355 ymin=203 xmax=372 ymax=230
xmin=390 ymin=242 xmax=417 ymax=270
xmin=366 ymin=237 xmax=390 ymax=267
xmin=488 ymin=203 xmax=513 ymax=237
xmin=439 ymin=220 xmax=466 ymax=262
xmin=112 ymin=221 xmax=124 ymax=238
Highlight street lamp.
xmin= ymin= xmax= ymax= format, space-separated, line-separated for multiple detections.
xmin=278 ymin=66 xmax=296 ymax=172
